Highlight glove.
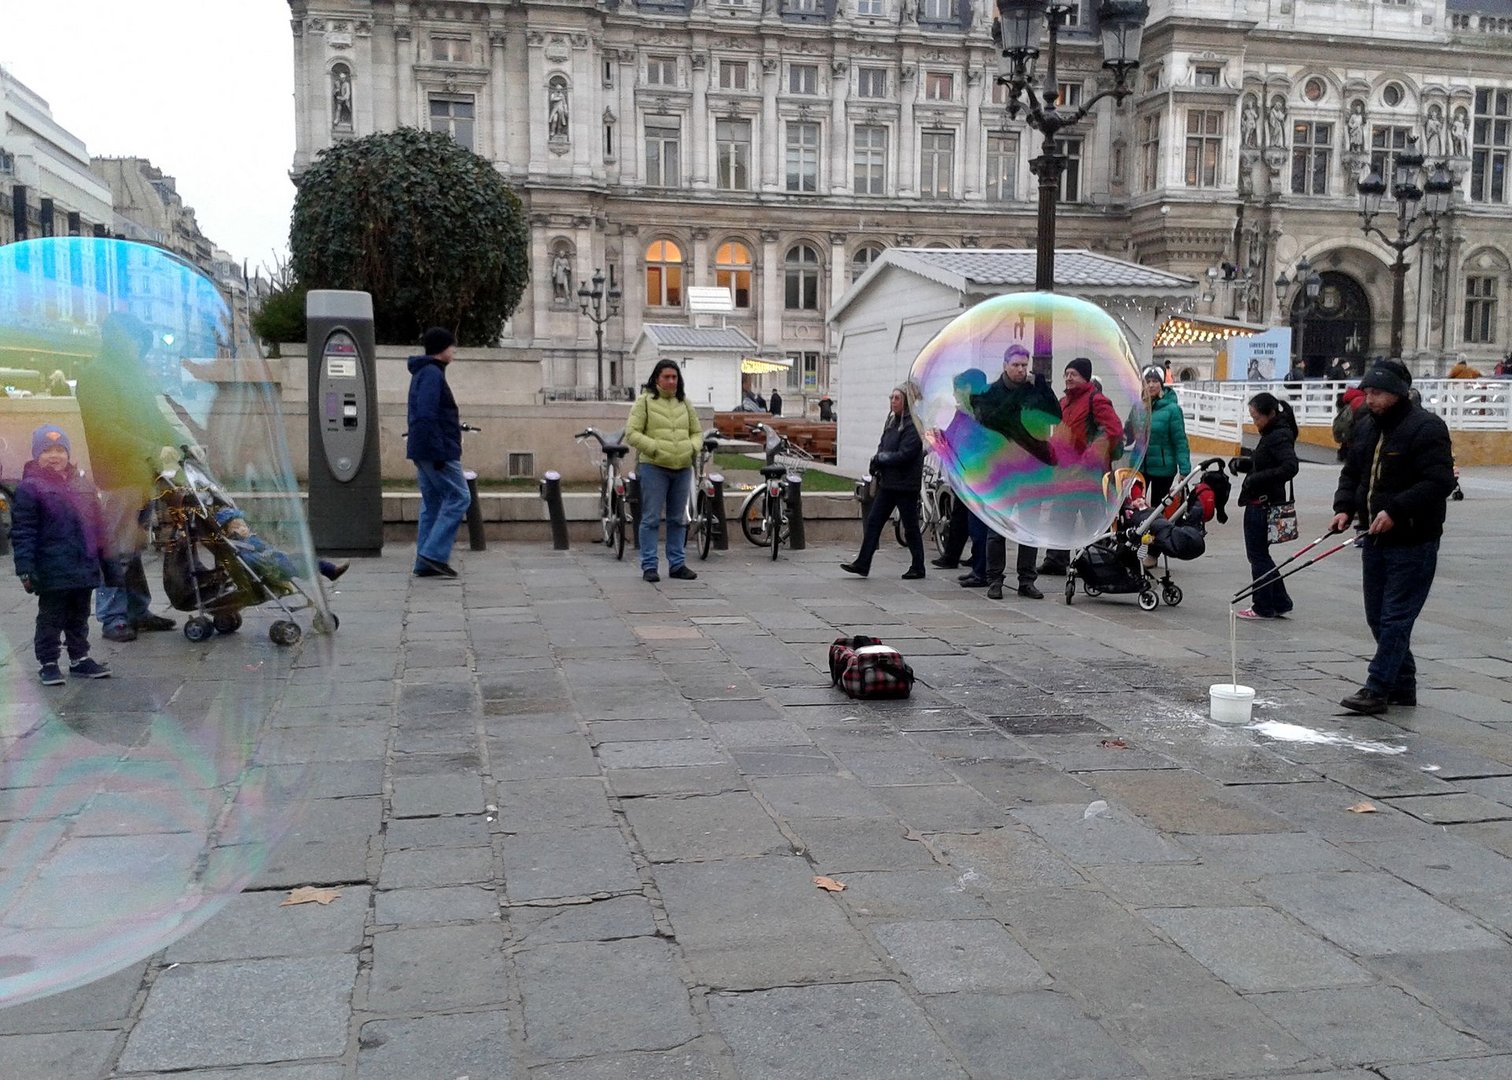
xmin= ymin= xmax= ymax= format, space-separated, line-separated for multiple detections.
xmin=1228 ymin=457 xmax=1252 ymax=475
xmin=18 ymin=574 xmax=32 ymax=594
xmin=433 ymin=461 xmax=445 ymax=471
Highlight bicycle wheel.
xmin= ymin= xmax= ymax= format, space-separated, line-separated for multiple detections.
xmin=892 ymin=513 xmax=905 ymax=546
xmin=612 ymin=493 xmax=627 ymax=560
xmin=598 ymin=479 xmax=615 ymax=547
xmin=933 ymin=490 xmax=956 ymax=556
xmin=740 ymin=491 xmax=769 ymax=546
xmin=769 ymin=495 xmax=783 ymax=561
xmin=697 ymin=495 xmax=714 ymax=560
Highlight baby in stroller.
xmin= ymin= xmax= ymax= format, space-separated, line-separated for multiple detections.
xmin=215 ymin=508 xmax=349 ymax=585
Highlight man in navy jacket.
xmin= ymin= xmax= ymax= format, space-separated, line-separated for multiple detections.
xmin=406 ymin=327 xmax=469 ymax=578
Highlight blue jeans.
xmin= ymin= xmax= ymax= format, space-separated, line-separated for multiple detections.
xmin=1242 ymin=504 xmax=1293 ymax=617
xmin=96 ymin=491 xmax=152 ymax=629
xmin=414 ymin=459 xmax=471 ymax=569
xmin=637 ymin=463 xmax=691 ymax=572
xmin=1360 ymin=538 xmax=1439 ymax=696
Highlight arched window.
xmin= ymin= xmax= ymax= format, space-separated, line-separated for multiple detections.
xmin=714 ymin=240 xmax=753 ymax=308
xmin=784 ymin=243 xmax=820 ymax=310
xmin=849 ymin=243 xmax=885 ymax=283
xmin=645 ymin=239 xmax=684 ymax=307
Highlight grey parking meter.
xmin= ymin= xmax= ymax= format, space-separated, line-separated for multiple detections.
xmin=306 ymin=290 xmax=382 ymax=556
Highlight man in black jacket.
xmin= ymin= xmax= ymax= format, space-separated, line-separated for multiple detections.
xmin=1329 ymin=359 xmax=1456 ymax=715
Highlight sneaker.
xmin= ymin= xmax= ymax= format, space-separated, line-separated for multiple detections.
xmin=668 ymin=565 xmax=698 ymax=580
xmin=38 ymin=663 xmax=63 ymax=686
xmin=901 ymin=568 xmax=925 ymax=580
xmin=68 ymin=657 xmax=111 ymax=679
xmin=418 ymin=555 xmax=458 ymax=578
xmin=840 ymin=562 xmax=868 ymax=577
xmin=1017 ymin=584 xmax=1044 ymax=600
xmin=102 ymin=623 xmax=137 ymax=643
xmin=987 ymin=582 xmax=1003 ymax=600
xmin=1340 ymin=687 xmax=1389 ymax=715
xmin=130 ymin=613 xmax=176 ymax=632
xmin=643 ymin=569 xmax=661 ymax=583
xmin=1234 ymin=608 xmax=1274 ymax=621
xmin=930 ymin=556 xmax=959 ymax=570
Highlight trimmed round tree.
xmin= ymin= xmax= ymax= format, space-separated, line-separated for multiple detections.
xmin=290 ymin=128 xmax=529 ymax=346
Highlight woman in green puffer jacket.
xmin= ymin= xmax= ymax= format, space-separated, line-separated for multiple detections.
xmin=626 ymin=359 xmax=702 ymax=583
xmin=1141 ymin=365 xmax=1191 ymax=504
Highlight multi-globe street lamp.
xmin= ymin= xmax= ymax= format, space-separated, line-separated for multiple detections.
xmin=1274 ymin=256 xmax=1321 ymax=378
xmin=1355 ymin=140 xmax=1454 ymax=361
xmin=576 ymin=268 xmax=621 ymax=401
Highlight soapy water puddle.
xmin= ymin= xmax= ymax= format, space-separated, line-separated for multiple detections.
xmin=1249 ymin=719 xmax=1406 ymax=755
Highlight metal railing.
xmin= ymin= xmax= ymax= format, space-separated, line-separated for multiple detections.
xmin=1173 ymin=386 xmax=1246 ymax=443
xmin=1180 ymin=379 xmax=1512 ymax=432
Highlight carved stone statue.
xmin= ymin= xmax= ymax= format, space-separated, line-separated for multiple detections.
xmin=551 ymin=251 xmax=572 ymax=301
xmin=1346 ymin=99 xmax=1366 ymax=154
xmin=1450 ymin=107 xmax=1470 ymax=157
xmin=332 ymin=67 xmax=353 ymax=128
xmin=1266 ymin=96 xmax=1287 ymax=148
xmin=1241 ymin=95 xmax=1259 ymax=149
xmin=1424 ymin=104 xmax=1445 ymax=158
xmin=548 ymin=79 xmax=570 ymax=140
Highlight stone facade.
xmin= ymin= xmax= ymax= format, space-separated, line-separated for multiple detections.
xmin=286 ymin=0 xmax=1512 ymax=401
xmin=0 ymin=66 xmax=114 ymax=246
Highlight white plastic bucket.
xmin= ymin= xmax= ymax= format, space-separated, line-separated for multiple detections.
xmin=1209 ymin=683 xmax=1256 ymax=724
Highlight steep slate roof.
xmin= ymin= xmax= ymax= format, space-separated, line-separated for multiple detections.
xmin=639 ymin=323 xmax=758 ymax=351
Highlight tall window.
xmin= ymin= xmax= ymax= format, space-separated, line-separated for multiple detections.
xmin=788 ymin=64 xmax=819 ymax=95
xmin=857 ymin=67 xmax=888 ymax=98
xmin=1057 ymin=137 xmax=1082 ymax=201
xmin=1371 ymin=126 xmax=1413 ymax=186
xmin=855 ymin=0 xmax=884 ymax=12
xmin=1140 ymin=113 xmax=1161 ymax=191
xmin=430 ymin=37 xmax=472 ymax=63
xmin=1472 ymin=89 xmax=1511 ymax=204
xmin=984 ymin=133 xmax=1018 ymax=201
xmin=924 ymin=72 xmax=954 ymax=101
xmin=716 ymin=119 xmax=752 ymax=190
xmin=719 ymin=60 xmax=748 ymax=91
xmin=853 ymin=125 xmax=888 ymax=195
xmin=920 ymin=0 xmax=954 ymax=19
xmin=785 ymin=244 xmax=821 ymax=309
xmin=429 ymin=95 xmax=475 ymax=150
xmin=715 ymin=240 xmax=754 ymax=308
xmin=1056 ymin=81 xmax=1083 ymax=109
xmin=1465 ymin=275 xmax=1499 ymax=344
xmin=645 ymin=240 xmax=684 ymax=307
xmin=920 ymin=130 xmax=955 ymax=199
xmin=1184 ymin=110 xmax=1224 ymax=187
xmin=645 ymin=116 xmax=681 ymax=187
xmin=604 ymin=118 xmax=615 ymax=158
xmin=1290 ymin=122 xmax=1332 ymax=195
xmin=786 ymin=121 xmax=820 ymax=192
xmin=647 ymin=57 xmax=677 ymax=86
xmin=850 ymin=243 xmax=885 ymax=283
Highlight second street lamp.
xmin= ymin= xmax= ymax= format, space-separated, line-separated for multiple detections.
xmin=576 ymin=269 xmax=621 ymax=401
xmin=1274 ymin=256 xmax=1322 ymax=378
xmin=1356 ymin=138 xmax=1454 ymax=362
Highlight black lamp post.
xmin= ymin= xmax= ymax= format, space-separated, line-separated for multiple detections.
xmin=992 ymin=0 xmax=1149 ymax=293
xmin=576 ymin=268 xmax=621 ymax=401
xmin=1274 ymin=256 xmax=1321 ymax=378
xmin=1356 ymin=138 xmax=1454 ymax=361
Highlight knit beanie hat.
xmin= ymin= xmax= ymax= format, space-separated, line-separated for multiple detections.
xmin=1359 ymin=358 xmax=1413 ymax=397
xmin=422 ymin=327 xmax=455 ymax=356
xmin=215 ymin=507 xmax=246 ymax=529
xmin=31 ymin=424 xmax=71 ymax=460
xmin=1066 ymin=357 xmax=1093 ymax=382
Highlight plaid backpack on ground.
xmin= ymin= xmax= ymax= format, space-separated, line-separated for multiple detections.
xmin=828 ymin=635 xmax=915 ymax=700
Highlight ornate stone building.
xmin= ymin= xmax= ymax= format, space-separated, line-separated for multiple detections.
xmin=286 ymin=0 xmax=1512 ymax=400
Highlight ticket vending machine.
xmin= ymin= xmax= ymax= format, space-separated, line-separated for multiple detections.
xmin=306 ymin=290 xmax=382 ymax=555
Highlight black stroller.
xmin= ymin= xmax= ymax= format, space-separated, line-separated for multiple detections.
xmin=1063 ymin=457 xmax=1229 ymax=611
xmin=154 ymin=455 xmax=334 ymax=645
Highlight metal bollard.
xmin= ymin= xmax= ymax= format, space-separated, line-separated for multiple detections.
xmin=539 ymin=470 xmax=569 ymax=550
xmin=626 ymin=473 xmax=641 ymax=538
xmin=785 ymin=472 xmax=806 ymax=551
xmin=464 ymin=469 xmax=486 ymax=551
xmin=710 ymin=474 xmax=730 ymax=551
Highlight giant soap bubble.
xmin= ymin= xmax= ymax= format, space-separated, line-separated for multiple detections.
xmin=908 ymin=292 xmax=1149 ymax=551
xmin=0 ymin=238 xmax=334 ymax=1006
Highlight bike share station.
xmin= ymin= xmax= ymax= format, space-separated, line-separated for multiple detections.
xmin=306 ymin=290 xmax=383 ymax=557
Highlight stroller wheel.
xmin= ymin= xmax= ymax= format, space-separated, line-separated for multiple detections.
xmin=213 ymin=612 xmax=243 ymax=635
xmin=1084 ymin=586 xmax=1102 ymax=598
xmin=183 ymin=617 xmax=214 ymax=643
xmin=1163 ymin=584 xmax=1183 ymax=607
xmin=269 ymin=620 xmax=302 ymax=646
xmin=312 ymin=610 xmax=340 ymax=634
xmin=1137 ymin=590 xmax=1159 ymax=612
xmin=1063 ymin=578 xmax=1075 ymax=605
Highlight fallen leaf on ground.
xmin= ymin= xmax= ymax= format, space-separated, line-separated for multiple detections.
xmin=1099 ymin=738 xmax=1129 ymax=749
xmin=813 ymin=875 xmax=847 ymax=892
xmin=281 ymin=886 xmax=343 ymax=906
xmin=1347 ymin=801 xmax=1378 ymax=814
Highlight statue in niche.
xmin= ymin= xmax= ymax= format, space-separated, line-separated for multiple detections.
xmin=1266 ymin=95 xmax=1288 ymax=147
xmin=1241 ymin=95 xmax=1259 ymax=149
xmin=550 ymin=250 xmax=573 ymax=301
xmin=332 ymin=66 xmax=353 ymax=128
xmin=1450 ymin=107 xmax=1469 ymax=157
xmin=1424 ymin=104 xmax=1445 ymax=158
xmin=547 ymin=78 xmax=570 ymax=140
xmin=1346 ymin=99 xmax=1366 ymax=154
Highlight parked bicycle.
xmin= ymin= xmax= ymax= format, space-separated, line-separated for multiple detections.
xmin=685 ymin=431 xmax=724 ymax=560
xmin=738 ymin=423 xmax=812 ymax=558
xmin=574 ymin=427 xmax=634 ymax=559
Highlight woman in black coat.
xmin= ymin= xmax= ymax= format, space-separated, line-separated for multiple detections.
xmin=1233 ymin=392 xmax=1300 ymax=619
xmin=842 ymin=388 xmax=926 ymax=579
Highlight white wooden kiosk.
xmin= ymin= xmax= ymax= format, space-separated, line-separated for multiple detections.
xmin=628 ymin=287 xmax=771 ymax=410
xmin=826 ymin=248 xmax=1199 ymax=477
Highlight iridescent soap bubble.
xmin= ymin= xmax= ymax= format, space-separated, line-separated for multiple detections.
xmin=0 ymin=238 xmax=333 ymax=1007
xmin=907 ymin=291 xmax=1148 ymax=551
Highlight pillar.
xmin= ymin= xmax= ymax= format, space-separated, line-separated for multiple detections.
xmin=692 ymin=56 xmax=711 ymax=190
xmin=489 ymin=29 xmax=508 ymax=163
xmin=760 ymin=57 xmax=780 ymax=193
xmin=964 ymin=71 xmax=982 ymax=199
xmin=829 ymin=60 xmax=850 ymax=195
xmin=898 ymin=65 xmax=917 ymax=196
xmin=760 ymin=230 xmax=783 ymax=349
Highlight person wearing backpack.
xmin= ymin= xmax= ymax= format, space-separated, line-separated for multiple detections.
xmin=1039 ymin=358 xmax=1124 ymax=577
xmin=1332 ymin=387 xmax=1364 ymax=462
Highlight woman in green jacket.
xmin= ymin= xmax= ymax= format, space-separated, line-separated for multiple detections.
xmin=1141 ymin=365 xmax=1191 ymax=504
xmin=626 ymin=359 xmax=702 ymax=583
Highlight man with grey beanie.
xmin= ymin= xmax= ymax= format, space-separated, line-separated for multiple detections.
xmin=1330 ymin=358 xmax=1456 ymax=715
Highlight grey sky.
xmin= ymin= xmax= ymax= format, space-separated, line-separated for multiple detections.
xmin=5 ymin=1 xmax=294 ymax=273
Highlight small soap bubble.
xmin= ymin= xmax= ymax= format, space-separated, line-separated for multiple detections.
xmin=907 ymin=292 xmax=1148 ymax=551
xmin=0 ymin=238 xmax=332 ymax=1007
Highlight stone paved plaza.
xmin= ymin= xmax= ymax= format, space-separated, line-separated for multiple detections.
xmin=2 ymin=463 xmax=1511 ymax=1079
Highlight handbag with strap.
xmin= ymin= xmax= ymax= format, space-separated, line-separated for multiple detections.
xmin=828 ymin=635 xmax=915 ymax=700
xmin=1265 ymin=480 xmax=1299 ymax=545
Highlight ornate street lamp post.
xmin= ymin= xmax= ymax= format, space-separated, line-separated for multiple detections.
xmin=992 ymin=0 xmax=1149 ymax=293
xmin=1274 ymin=256 xmax=1321 ymax=378
xmin=1356 ymin=140 xmax=1454 ymax=361
xmin=576 ymin=268 xmax=621 ymax=401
